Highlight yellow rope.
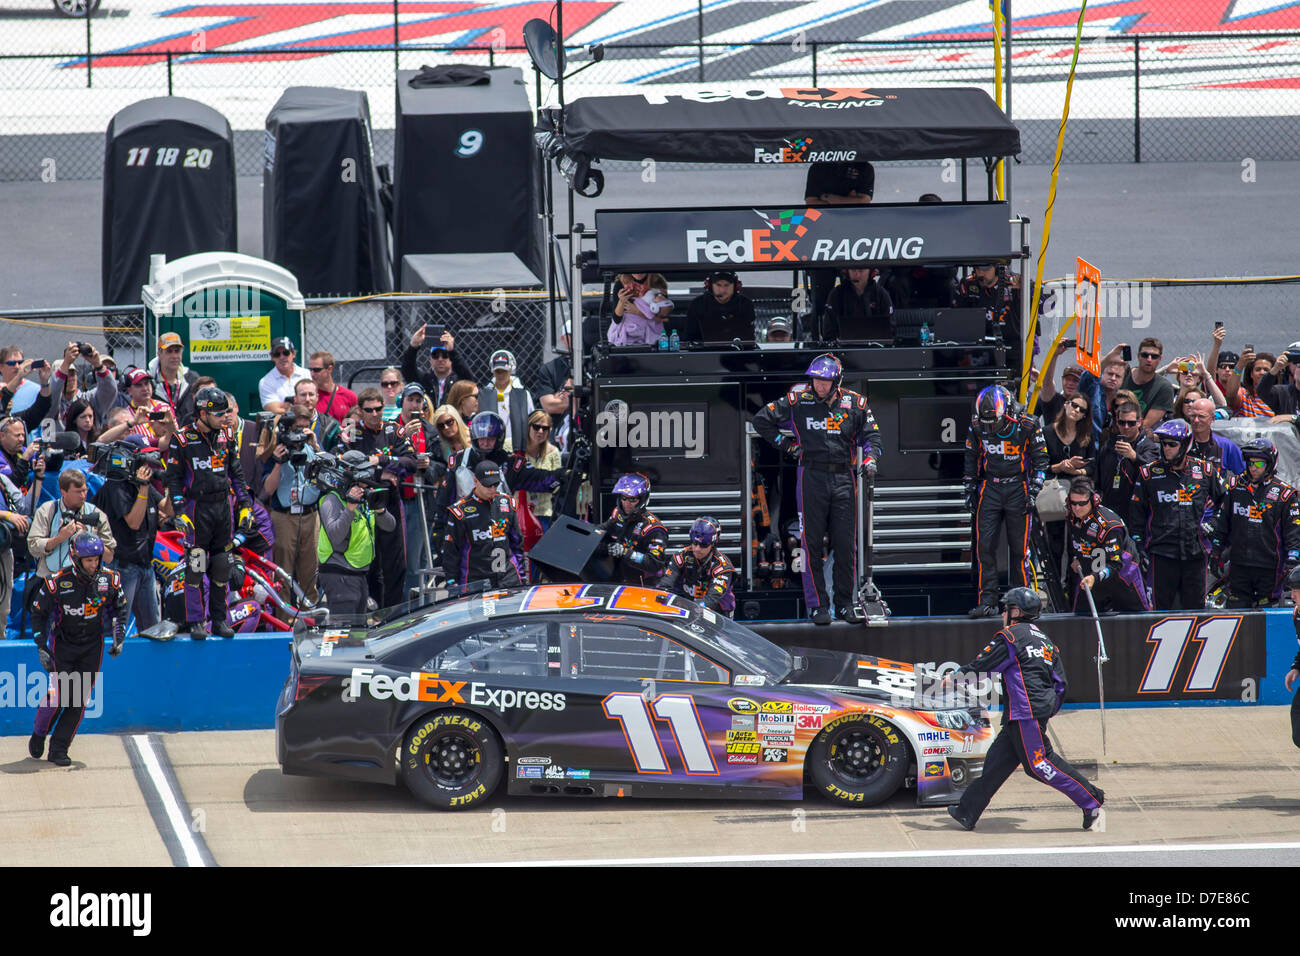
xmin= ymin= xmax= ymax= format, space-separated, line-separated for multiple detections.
xmin=1019 ymin=0 xmax=1089 ymax=403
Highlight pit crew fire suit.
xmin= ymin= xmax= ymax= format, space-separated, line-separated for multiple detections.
xmin=752 ymin=383 xmax=882 ymax=611
xmin=30 ymin=565 xmax=126 ymax=760
xmin=440 ymin=491 xmax=526 ymax=591
xmin=598 ymin=506 xmax=670 ymax=587
xmin=165 ymin=423 xmax=253 ymax=627
xmin=1209 ymin=474 xmax=1300 ymax=607
xmin=662 ymin=547 xmax=737 ymax=616
xmin=963 ymin=414 xmax=1049 ymax=608
xmin=1066 ymin=503 xmax=1149 ymax=613
xmin=950 ymin=620 xmax=1103 ymax=828
xmin=1129 ymin=458 xmax=1226 ymax=610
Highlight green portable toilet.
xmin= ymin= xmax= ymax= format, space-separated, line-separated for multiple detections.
xmin=140 ymin=252 xmax=305 ymax=413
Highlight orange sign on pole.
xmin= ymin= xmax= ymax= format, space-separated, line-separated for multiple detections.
xmin=1075 ymin=258 xmax=1102 ymax=377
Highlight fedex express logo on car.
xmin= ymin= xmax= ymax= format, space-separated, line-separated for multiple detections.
xmin=345 ymin=668 xmax=567 ymax=711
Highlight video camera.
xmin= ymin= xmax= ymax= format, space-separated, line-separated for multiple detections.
xmin=275 ymin=415 xmax=311 ymax=465
xmin=305 ymin=451 xmax=389 ymax=509
xmin=91 ymin=439 xmax=166 ymax=481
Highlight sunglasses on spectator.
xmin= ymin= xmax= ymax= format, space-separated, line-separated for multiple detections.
xmin=1067 ymin=498 xmax=1091 ymax=508
xmin=309 ymin=366 xmax=328 ymax=373
xmin=272 ymin=350 xmax=292 ymax=358
xmin=1067 ymin=402 xmax=1088 ymax=412
xmin=361 ymin=405 xmax=383 ymax=414
xmin=381 ymin=380 xmax=401 ymax=388
xmin=1139 ymin=351 xmax=1161 ymax=360
xmin=1116 ymin=418 xmax=1139 ymax=428
xmin=4 ymin=360 xmax=21 ymax=366
xmin=437 ymin=419 xmax=456 ymax=430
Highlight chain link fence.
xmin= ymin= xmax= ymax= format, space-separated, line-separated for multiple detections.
xmin=4 ymin=25 xmax=1300 ymax=180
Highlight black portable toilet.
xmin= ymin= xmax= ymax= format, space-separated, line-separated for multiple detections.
xmin=393 ymin=65 xmax=544 ymax=289
xmin=263 ymin=87 xmax=391 ymax=297
xmin=101 ymin=96 xmax=237 ymax=310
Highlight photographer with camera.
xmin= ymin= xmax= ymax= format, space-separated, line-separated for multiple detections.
xmin=165 ymin=386 xmax=253 ymax=640
xmin=263 ymin=404 xmax=322 ymax=605
xmin=440 ymin=459 xmax=525 ymax=593
xmin=28 ymin=469 xmax=116 ymax=584
xmin=395 ymin=384 xmax=442 ymax=594
xmin=315 ymin=450 xmax=395 ymax=618
xmin=341 ymin=388 xmax=410 ymax=610
xmin=92 ymin=438 xmax=167 ymax=632
xmin=53 ymin=341 xmax=117 ymax=422
xmin=291 ymin=379 xmax=342 ymax=452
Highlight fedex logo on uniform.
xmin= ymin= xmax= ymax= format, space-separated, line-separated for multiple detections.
xmin=1156 ymin=490 xmax=1191 ymax=505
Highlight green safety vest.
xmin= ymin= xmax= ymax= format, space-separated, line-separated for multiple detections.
xmin=317 ymin=491 xmax=375 ymax=570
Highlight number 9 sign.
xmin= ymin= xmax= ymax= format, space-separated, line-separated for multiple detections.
xmin=456 ymin=129 xmax=484 ymax=158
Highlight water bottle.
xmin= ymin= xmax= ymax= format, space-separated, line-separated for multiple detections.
xmin=920 ymin=322 xmax=932 ymax=346
xmin=669 ymin=329 xmax=680 ymax=352
xmin=657 ymin=329 xmax=669 ymax=351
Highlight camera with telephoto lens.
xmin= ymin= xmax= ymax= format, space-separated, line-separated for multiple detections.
xmin=305 ymin=452 xmax=387 ymax=508
xmin=275 ymin=415 xmax=311 ymax=466
xmin=91 ymin=439 xmax=165 ymax=481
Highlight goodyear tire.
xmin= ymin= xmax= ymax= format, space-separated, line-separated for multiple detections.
xmin=400 ymin=710 xmax=503 ymax=810
xmin=807 ymin=713 xmax=909 ymax=806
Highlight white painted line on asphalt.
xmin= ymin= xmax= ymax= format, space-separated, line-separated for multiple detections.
xmin=131 ymin=733 xmax=209 ymax=868
xmin=430 ymin=841 xmax=1300 ymax=867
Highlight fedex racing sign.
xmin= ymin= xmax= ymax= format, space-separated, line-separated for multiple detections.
xmin=597 ymin=202 xmax=1012 ymax=272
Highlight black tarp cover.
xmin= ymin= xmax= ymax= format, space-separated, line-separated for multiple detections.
xmin=102 ymin=97 xmax=237 ymax=306
xmin=263 ymin=87 xmax=391 ymax=296
xmin=540 ymin=86 xmax=1021 ymax=166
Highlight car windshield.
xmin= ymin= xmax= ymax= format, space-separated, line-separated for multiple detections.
xmin=363 ymin=600 xmax=481 ymax=652
xmin=692 ymin=614 xmax=793 ymax=683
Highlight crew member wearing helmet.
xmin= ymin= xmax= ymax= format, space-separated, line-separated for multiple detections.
xmin=483 ymin=349 xmax=534 ymax=451
xmin=947 ymin=587 xmax=1105 ymax=832
xmin=1064 ymin=477 xmax=1149 ymax=614
xmin=1129 ymin=419 xmax=1226 ymax=610
xmin=28 ymin=531 xmax=126 ymax=766
xmin=1208 ymin=438 xmax=1300 ymax=607
xmin=753 ymin=353 xmax=882 ymax=625
xmin=963 ymin=384 xmax=1049 ymax=617
xmin=1282 ymin=565 xmax=1300 ymax=748
xmin=599 ymin=473 xmax=669 ymax=586
xmin=662 ymin=516 xmax=737 ymax=616
xmin=164 ymin=385 xmax=253 ymax=640
xmin=683 ymin=271 xmax=757 ymax=344
xmin=432 ymin=410 xmax=563 ymax=541
xmin=441 ymin=459 xmax=526 ymax=592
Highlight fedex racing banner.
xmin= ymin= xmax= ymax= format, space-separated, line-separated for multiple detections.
xmin=595 ymin=201 xmax=1013 ymax=272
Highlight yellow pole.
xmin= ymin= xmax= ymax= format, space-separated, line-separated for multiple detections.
xmin=991 ymin=0 xmax=1005 ymax=201
xmin=1026 ymin=313 xmax=1077 ymax=416
xmin=1018 ymin=1 xmax=1090 ymax=403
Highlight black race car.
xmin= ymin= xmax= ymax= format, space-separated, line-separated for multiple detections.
xmin=277 ymin=584 xmax=992 ymax=809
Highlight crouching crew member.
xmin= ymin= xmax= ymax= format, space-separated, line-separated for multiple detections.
xmin=441 ymin=459 xmax=526 ymax=592
xmin=1209 ymin=438 xmax=1300 ymax=608
xmin=964 ymin=385 xmax=1048 ymax=618
xmin=1065 ymin=477 xmax=1150 ymax=613
xmin=663 ymin=516 xmax=736 ymax=616
xmin=947 ymin=587 xmax=1105 ymax=832
xmin=317 ymin=451 xmax=396 ymax=619
xmin=165 ymin=386 xmax=253 ymax=640
xmin=28 ymin=532 xmax=125 ymax=767
xmin=752 ymin=353 xmax=881 ymax=625
xmin=598 ymin=473 xmax=669 ymax=587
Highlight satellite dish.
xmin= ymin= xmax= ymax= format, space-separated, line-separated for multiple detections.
xmin=523 ymin=17 xmax=565 ymax=80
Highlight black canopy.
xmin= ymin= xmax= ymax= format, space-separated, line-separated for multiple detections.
xmin=538 ymin=86 xmax=1020 ymax=166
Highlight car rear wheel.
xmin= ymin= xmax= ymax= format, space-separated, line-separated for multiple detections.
xmin=400 ymin=710 xmax=503 ymax=810
xmin=807 ymin=714 xmax=909 ymax=806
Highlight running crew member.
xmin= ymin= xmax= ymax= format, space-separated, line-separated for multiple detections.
xmin=165 ymin=386 xmax=253 ymax=640
xmin=1065 ymin=477 xmax=1149 ymax=613
xmin=1128 ymin=419 xmax=1226 ymax=611
xmin=947 ymin=587 xmax=1105 ymax=832
xmin=964 ymin=385 xmax=1048 ymax=618
xmin=440 ymin=459 xmax=526 ymax=592
xmin=598 ymin=473 xmax=669 ymax=587
xmin=1209 ymin=438 xmax=1300 ymax=608
xmin=1284 ymin=566 xmax=1300 ymax=749
xmin=662 ymin=516 xmax=737 ymax=616
xmin=752 ymin=354 xmax=882 ymax=625
xmin=28 ymin=532 xmax=125 ymax=767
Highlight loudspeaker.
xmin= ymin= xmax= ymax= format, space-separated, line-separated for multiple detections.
xmin=528 ymin=515 xmax=610 ymax=581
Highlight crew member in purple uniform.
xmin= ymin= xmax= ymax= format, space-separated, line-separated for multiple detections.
xmin=947 ymin=587 xmax=1105 ymax=832
xmin=752 ymin=354 xmax=881 ymax=625
xmin=1065 ymin=477 xmax=1150 ymax=613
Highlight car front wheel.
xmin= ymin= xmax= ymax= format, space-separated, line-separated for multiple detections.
xmin=807 ymin=714 xmax=909 ymax=806
xmin=400 ymin=710 xmax=503 ymax=810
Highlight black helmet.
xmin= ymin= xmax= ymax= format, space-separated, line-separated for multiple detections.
xmin=1284 ymin=565 xmax=1300 ymax=593
xmin=194 ymin=386 xmax=230 ymax=416
xmin=976 ymin=385 xmax=1014 ymax=436
xmin=1240 ymin=437 xmax=1278 ymax=482
xmin=999 ymin=586 xmax=1042 ymax=621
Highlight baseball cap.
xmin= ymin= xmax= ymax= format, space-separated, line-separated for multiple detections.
xmin=270 ymin=336 xmax=295 ymax=354
xmin=158 ymin=332 xmax=183 ymax=350
xmin=125 ymin=369 xmax=152 ymax=387
xmin=401 ymin=383 xmax=425 ymax=402
xmin=767 ymin=316 xmax=793 ymax=336
xmin=473 ymin=459 xmax=502 ymax=486
xmin=1062 ymin=365 xmax=1083 ymax=381
xmin=490 ymin=351 xmax=515 ymax=370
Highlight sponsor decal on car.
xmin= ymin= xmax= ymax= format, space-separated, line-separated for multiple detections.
xmin=758 ymin=713 xmax=796 ymax=729
xmin=726 ymin=742 xmax=761 ymax=755
xmin=517 ymin=765 xmax=544 ymax=779
xmin=728 ymin=697 xmax=760 ymax=715
xmin=516 ymin=756 xmax=552 ymax=766
xmin=470 ymin=685 xmax=567 ymax=712
xmin=346 ymin=668 xmax=466 ymax=703
xmin=761 ymin=735 xmax=795 ymax=748
xmin=732 ymin=716 xmax=756 ymax=732
xmin=734 ymin=674 xmax=765 ymax=686
xmin=793 ymin=702 xmax=831 ymax=714
xmin=567 ymin=770 xmax=591 ymax=779
xmin=545 ymin=765 xmax=566 ymax=779
xmin=796 ymin=713 xmax=823 ymax=731
xmin=760 ymin=700 xmax=793 ymax=713
xmin=762 ymin=748 xmax=789 ymax=763
xmin=922 ymin=745 xmax=952 ymax=756
xmin=924 ymin=762 xmax=946 ymax=777
xmin=917 ymin=730 xmax=951 ymax=742
xmin=726 ymin=730 xmax=758 ymax=743
xmin=727 ymin=753 xmax=759 ymax=764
